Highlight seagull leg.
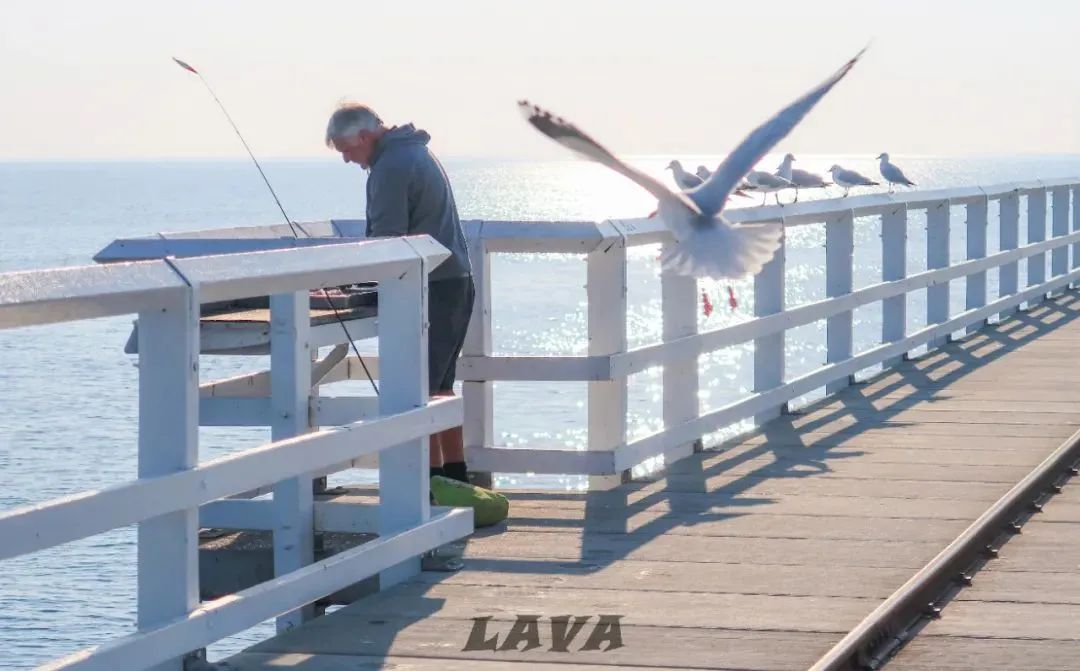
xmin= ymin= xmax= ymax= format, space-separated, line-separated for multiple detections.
xmin=794 ymin=188 xmax=800 ymax=203
xmin=760 ymin=192 xmax=767 ymax=207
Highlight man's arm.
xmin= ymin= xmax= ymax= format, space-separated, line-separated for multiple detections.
xmin=366 ymin=157 xmax=412 ymax=238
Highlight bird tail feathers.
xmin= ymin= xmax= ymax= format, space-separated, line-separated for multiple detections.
xmin=660 ymin=221 xmax=783 ymax=279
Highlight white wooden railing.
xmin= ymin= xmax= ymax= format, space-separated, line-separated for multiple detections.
xmin=0 ymin=237 xmax=473 ymax=670
xmin=457 ymin=179 xmax=1080 ymax=486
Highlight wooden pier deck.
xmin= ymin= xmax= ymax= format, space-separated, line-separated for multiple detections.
xmin=223 ymin=292 xmax=1080 ymax=671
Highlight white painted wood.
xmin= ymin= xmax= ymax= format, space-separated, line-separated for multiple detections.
xmin=1027 ymin=188 xmax=1048 ymax=304
xmin=269 ymin=292 xmax=315 ymax=631
xmin=376 ymin=255 xmax=431 ymax=589
xmin=661 ymin=239 xmax=700 ymax=463
xmin=825 ymin=212 xmax=854 ymax=393
xmin=93 ymin=237 xmax=365 ymax=263
xmin=753 ymin=229 xmax=786 ymax=422
xmin=613 ymin=264 xmax=1080 ymax=470
xmin=459 ymin=354 xmax=610 ymax=381
xmin=168 ymin=237 xmax=448 ymax=304
xmin=0 ymin=398 xmax=462 ymax=560
xmin=999 ymin=191 xmax=1020 ymax=316
xmin=586 ymin=227 xmax=629 ymax=489
xmin=0 ymin=261 xmax=187 ymax=329
xmin=460 ymin=228 xmax=1080 ymax=389
xmin=1073 ymin=187 xmax=1080 ymax=274
xmin=926 ymin=200 xmax=951 ymax=348
xmin=1052 ymin=186 xmax=1070 ymax=278
xmin=965 ymin=196 xmax=989 ymax=334
xmin=309 ymin=396 xmax=380 ymax=426
xmin=136 ymin=283 xmax=200 ymax=671
xmin=881 ymin=205 xmax=907 ymax=365
xmin=461 ymin=228 xmax=494 ymax=481
xmin=44 ymin=509 xmax=473 ymax=671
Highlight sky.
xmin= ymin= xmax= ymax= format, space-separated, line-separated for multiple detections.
xmin=2 ymin=0 xmax=1079 ymax=160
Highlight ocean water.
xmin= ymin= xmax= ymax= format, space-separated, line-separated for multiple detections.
xmin=1 ymin=154 xmax=1079 ymax=668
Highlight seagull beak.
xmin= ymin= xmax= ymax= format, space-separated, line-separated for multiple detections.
xmin=647 ymin=209 xmax=658 ymax=218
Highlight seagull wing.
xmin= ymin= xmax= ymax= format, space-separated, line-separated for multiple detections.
xmin=840 ymin=168 xmax=878 ymax=185
xmin=519 ymin=101 xmax=701 ymax=214
xmin=882 ymin=162 xmax=915 ymax=185
xmin=687 ymin=47 xmax=867 ymax=216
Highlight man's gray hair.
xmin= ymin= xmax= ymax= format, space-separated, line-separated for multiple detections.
xmin=325 ymin=104 xmax=384 ymax=146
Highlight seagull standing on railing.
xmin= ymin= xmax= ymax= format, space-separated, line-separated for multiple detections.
xmin=877 ymin=153 xmax=916 ymax=192
xmin=828 ymin=165 xmax=879 ymax=197
xmin=745 ymin=170 xmax=793 ymax=205
xmin=776 ymin=153 xmax=828 ymax=202
xmin=667 ymin=160 xmax=704 ymax=190
xmin=518 ymin=46 xmax=867 ymax=280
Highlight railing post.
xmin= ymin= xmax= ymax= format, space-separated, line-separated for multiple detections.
xmin=1027 ymin=187 xmax=1048 ymax=304
xmin=1073 ymin=186 xmax=1080 ymax=279
xmin=587 ymin=226 xmax=628 ymax=489
xmin=270 ymin=291 xmax=315 ymax=631
xmin=999 ymin=191 xmax=1020 ymax=319
xmin=661 ymin=239 xmax=701 ymax=463
xmin=965 ymin=196 xmax=989 ymax=334
xmin=926 ymin=200 xmax=951 ymax=348
xmin=137 ymin=285 xmax=199 ymax=671
xmin=826 ymin=212 xmax=854 ymax=393
xmin=881 ymin=205 xmax=907 ymax=365
xmin=378 ymin=254 xmax=430 ymax=588
xmin=753 ymin=228 xmax=786 ymax=421
xmin=462 ymin=228 xmax=494 ymax=488
xmin=1052 ymin=186 xmax=1070 ymax=281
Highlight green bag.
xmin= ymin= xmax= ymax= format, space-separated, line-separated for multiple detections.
xmin=430 ymin=475 xmax=509 ymax=527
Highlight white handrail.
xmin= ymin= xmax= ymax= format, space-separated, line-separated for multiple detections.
xmin=459 ymin=180 xmax=1080 ymax=484
xmin=0 ymin=236 xmax=472 ymax=670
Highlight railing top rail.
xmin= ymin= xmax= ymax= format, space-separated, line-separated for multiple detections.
xmin=0 ymin=236 xmax=448 ymax=329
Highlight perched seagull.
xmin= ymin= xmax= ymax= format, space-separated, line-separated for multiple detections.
xmin=776 ymin=153 xmax=828 ymax=202
xmin=828 ymin=165 xmax=879 ymax=197
xmin=518 ymin=46 xmax=866 ymax=280
xmin=667 ymin=160 xmax=703 ymax=190
xmin=695 ymin=165 xmax=712 ymax=180
xmin=745 ymin=170 xmax=793 ymax=205
xmin=877 ymin=153 xmax=915 ymax=192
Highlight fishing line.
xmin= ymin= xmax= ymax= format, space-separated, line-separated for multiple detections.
xmin=173 ymin=57 xmax=379 ymax=396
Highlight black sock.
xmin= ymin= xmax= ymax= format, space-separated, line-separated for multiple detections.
xmin=430 ymin=466 xmax=445 ymax=479
xmin=443 ymin=461 xmax=469 ymax=483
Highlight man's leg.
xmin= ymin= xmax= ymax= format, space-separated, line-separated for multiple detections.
xmin=432 ymin=391 xmax=467 ymax=482
xmin=429 ymin=430 xmax=445 ymax=477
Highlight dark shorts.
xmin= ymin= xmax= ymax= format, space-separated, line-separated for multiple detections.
xmin=428 ymin=276 xmax=475 ymax=394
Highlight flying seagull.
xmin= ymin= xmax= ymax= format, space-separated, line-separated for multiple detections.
xmin=667 ymin=160 xmax=704 ymax=190
xmin=518 ymin=46 xmax=865 ymax=279
xmin=877 ymin=153 xmax=915 ymax=192
xmin=776 ymin=153 xmax=828 ymax=202
xmin=828 ymin=165 xmax=879 ymax=197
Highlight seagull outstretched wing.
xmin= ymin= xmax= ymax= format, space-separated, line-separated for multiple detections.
xmin=518 ymin=101 xmax=701 ymax=214
xmin=688 ymin=46 xmax=867 ymax=216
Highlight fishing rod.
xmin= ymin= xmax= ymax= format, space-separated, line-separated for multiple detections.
xmin=172 ymin=57 xmax=379 ymax=396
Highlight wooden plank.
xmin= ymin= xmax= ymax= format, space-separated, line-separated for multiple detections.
xmin=458 ymin=530 xmax=948 ymax=568
xmin=890 ymin=637 xmax=1080 ymax=671
xmin=411 ymin=559 xmax=917 ymax=599
xmin=245 ymin=618 xmax=839 ymax=671
xmin=902 ymin=600 xmax=1080 ymax=640
xmin=320 ymin=583 xmax=879 ymax=634
xmin=227 ymin=653 xmax=706 ymax=671
xmin=955 ymin=568 xmax=1080 ymax=605
xmin=495 ymin=508 xmax=972 ymax=542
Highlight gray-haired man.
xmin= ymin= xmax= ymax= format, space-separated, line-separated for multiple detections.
xmin=326 ymin=103 xmax=474 ymax=485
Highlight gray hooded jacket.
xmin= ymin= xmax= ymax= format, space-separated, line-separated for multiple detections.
xmin=365 ymin=124 xmax=472 ymax=281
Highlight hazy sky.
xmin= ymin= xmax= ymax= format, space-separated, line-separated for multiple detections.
xmin=2 ymin=0 xmax=1078 ymax=160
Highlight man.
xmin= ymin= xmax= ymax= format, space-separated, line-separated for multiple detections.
xmin=326 ymin=103 xmax=474 ymax=485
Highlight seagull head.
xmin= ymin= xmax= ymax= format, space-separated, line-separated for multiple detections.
xmin=828 ymin=164 xmax=843 ymax=174
xmin=783 ymin=153 xmax=796 ymax=162
xmin=876 ymin=153 xmax=889 ymax=161
xmin=666 ymin=160 xmax=681 ymax=172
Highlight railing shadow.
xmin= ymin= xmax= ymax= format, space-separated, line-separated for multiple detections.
xmin=461 ymin=291 xmax=1080 ymax=576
